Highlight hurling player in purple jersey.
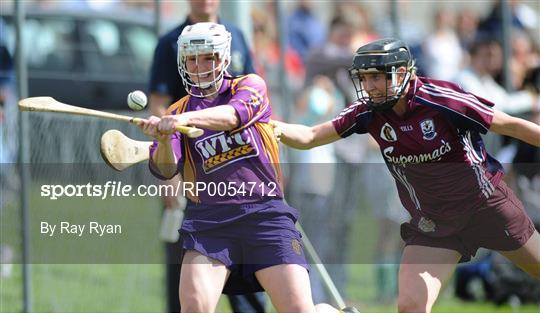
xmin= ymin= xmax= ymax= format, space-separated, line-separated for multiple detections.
xmin=137 ymin=23 xmax=357 ymax=313
xmin=274 ymin=38 xmax=540 ymax=313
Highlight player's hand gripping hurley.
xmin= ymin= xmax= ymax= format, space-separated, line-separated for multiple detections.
xmin=18 ymin=97 xmax=204 ymax=138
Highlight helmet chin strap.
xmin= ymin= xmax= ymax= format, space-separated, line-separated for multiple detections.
xmin=191 ymin=76 xmax=224 ymax=98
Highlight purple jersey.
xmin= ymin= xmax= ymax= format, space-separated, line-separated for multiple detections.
xmin=149 ymin=74 xmax=283 ymax=204
xmin=332 ymin=77 xmax=504 ymax=234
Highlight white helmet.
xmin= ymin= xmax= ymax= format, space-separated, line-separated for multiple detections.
xmin=177 ymin=22 xmax=232 ymax=98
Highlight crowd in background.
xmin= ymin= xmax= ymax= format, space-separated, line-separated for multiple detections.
xmin=2 ymin=0 xmax=540 ymax=309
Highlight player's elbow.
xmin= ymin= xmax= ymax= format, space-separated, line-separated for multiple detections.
xmin=155 ymin=164 xmax=178 ymax=179
xmin=302 ymin=139 xmax=319 ymax=150
xmin=149 ymin=159 xmax=178 ymax=180
xmin=223 ymin=115 xmax=240 ymax=130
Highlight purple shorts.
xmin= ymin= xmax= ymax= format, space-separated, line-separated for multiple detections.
xmin=180 ymin=199 xmax=309 ymax=294
xmin=401 ymin=182 xmax=536 ymax=262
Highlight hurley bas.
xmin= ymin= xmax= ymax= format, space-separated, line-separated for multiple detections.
xmin=41 ymin=221 xmax=122 ymax=237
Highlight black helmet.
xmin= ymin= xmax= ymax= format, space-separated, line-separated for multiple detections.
xmin=349 ymin=38 xmax=415 ymax=111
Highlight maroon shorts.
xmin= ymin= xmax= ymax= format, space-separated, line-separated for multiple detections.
xmin=401 ymin=182 xmax=536 ymax=262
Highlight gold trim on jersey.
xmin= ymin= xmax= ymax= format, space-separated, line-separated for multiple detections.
xmin=229 ymin=74 xmax=271 ymax=135
xmin=231 ymin=97 xmax=270 ymax=135
xmin=255 ymin=122 xmax=283 ymax=188
xmin=165 ymin=95 xmax=201 ymax=203
xmin=183 ymin=139 xmax=199 ymax=203
xmin=166 ymin=95 xmax=190 ymax=115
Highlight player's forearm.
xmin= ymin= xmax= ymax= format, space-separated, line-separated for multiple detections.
xmin=491 ymin=110 xmax=540 ymax=147
xmin=151 ymin=139 xmax=178 ymax=178
xmin=276 ymin=120 xmax=342 ymax=149
xmin=274 ymin=121 xmax=317 ymax=149
xmin=509 ymin=118 xmax=540 ymax=147
xmin=181 ymin=105 xmax=239 ymax=131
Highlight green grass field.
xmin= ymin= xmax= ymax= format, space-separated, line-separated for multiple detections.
xmin=3 ymin=263 xmax=538 ymax=313
xmin=1 ymin=184 xmax=539 ymax=312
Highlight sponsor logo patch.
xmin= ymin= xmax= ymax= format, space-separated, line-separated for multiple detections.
xmin=194 ymin=129 xmax=259 ymax=173
xmin=380 ymin=123 xmax=397 ymax=142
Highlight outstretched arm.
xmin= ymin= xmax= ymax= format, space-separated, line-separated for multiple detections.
xmin=273 ymin=120 xmax=341 ymax=149
xmin=490 ymin=110 xmax=540 ymax=147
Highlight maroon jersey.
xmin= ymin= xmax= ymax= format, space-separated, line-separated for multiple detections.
xmin=332 ymin=76 xmax=504 ymax=235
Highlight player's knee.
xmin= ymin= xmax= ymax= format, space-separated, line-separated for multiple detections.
xmin=398 ymin=294 xmax=429 ymax=313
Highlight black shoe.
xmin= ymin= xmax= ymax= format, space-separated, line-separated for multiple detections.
xmin=340 ymin=307 xmax=360 ymax=313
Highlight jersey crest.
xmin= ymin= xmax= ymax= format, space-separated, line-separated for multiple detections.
xmin=418 ymin=216 xmax=436 ymax=233
xmin=420 ymin=119 xmax=437 ymax=140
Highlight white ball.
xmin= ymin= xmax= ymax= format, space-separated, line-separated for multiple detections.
xmin=127 ymin=90 xmax=147 ymax=111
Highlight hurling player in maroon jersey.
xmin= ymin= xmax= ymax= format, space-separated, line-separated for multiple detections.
xmin=275 ymin=38 xmax=540 ymax=313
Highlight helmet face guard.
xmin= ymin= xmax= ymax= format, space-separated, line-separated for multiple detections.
xmin=348 ymin=38 xmax=415 ymax=111
xmin=177 ymin=23 xmax=231 ymax=98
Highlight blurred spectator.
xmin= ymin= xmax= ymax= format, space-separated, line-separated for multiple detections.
xmin=37 ymin=0 xmax=123 ymax=11
xmin=0 ymin=17 xmax=16 ymax=278
xmin=86 ymin=0 xmax=121 ymax=11
xmin=288 ymin=75 xmax=341 ymax=303
xmin=523 ymin=65 xmax=540 ymax=96
xmin=510 ymin=30 xmax=540 ymax=90
xmin=251 ymin=7 xmax=305 ymax=106
xmin=513 ymin=66 xmax=540 ymax=223
xmin=373 ymin=1 xmax=425 ymax=45
xmin=454 ymin=36 xmax=539 ymax=152
xmin=251 ymin=6 xmax=304 ymax=120
xmin=454 ymin=37 xmax=538 ymax=115
xmin=305 ymin=16 xmax=355 ymax=105
xmin=372 ymin=1 xmax=426 ymax=74
xmin=454 ymin=252 xmax=495 ymax=302
xmin=456 ymin=10 xmax=480 ymax=51
xmin=478 ymin=0 xmax=539 ymax=37
xmin=148 ymin=1 xmax=264 ymax=312
xmin=333 ymin=2 xmax=378 ymax=51
xmin=513 ymin=111 xmax=540 ymax=224
xmin=423 ymin=9 xmax=464 ymax=80
xmin=287 ymin=0 xmax=326 ymax=63
xmin=122 ymin=1 xmax=154 ymax=12
xmin=0 ymin=28 xmax=13 ymax=109
xmin=0 ymin=17 xmax=17 ymax=181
